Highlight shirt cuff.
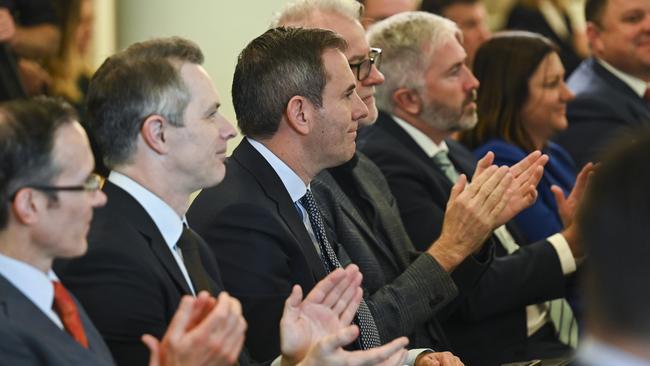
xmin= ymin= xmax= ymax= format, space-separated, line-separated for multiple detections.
xmin=405 ymin=348 xmax=435 ymax=366
xmin=271 ymin=356 xmax=281 ymax=366
xmin=547 ymin=233 xmax=576 ymax=275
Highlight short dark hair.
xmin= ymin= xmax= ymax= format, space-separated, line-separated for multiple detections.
xmin=585 ymin=0 xmax=607 ymax=25
xmin=578 ymin=129 xmax=650 ymax=340
xmin=459 ymin=31 xmax=558 ymax=152
xmin=0 ymin=97 xmax=77 ymax=229
xmin=420 ymin=0 xmax=479 ymax=15
xmin=232 ymin=27 xmax=347 ymax=139
xmin=86 ymin=37 xmax=204 ymax=169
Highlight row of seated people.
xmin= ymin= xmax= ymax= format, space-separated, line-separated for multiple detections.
xmin=2 ymin=0 xmax=650 ymax=365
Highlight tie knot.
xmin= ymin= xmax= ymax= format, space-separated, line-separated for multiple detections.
xmin=431 ymin=150 xmax=452 ymax=166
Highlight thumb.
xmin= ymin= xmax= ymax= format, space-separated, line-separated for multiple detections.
xmin=142 ymin=334 xmax=161 ymax=366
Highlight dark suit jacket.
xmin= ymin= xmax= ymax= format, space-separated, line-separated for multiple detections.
xmin=555 ymin=58 xmax=650 ymax=166
xmin=0 ymin=274 xmax=114 ymax=366
xmin=359 ymin=112 xmax=571 ymax=365
xmin=312 ymin=152 xmax=492 ymax=350
xmin=54 ymin=181 xmax=231 ymax=366
xmin=188 ymin=139 xmax=328 ymax=361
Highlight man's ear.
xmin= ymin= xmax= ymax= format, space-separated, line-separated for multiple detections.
xmin=11 ymin=189 xmax=42 ymax=225
xmin=392 ymin=87 xmax=422 ymax=116
xmin=285 ymin=95 xmax=313 ymax=136
xmin=141 ymin=114 xmax=170 ymax=154
xmin=586 ymin=21 xmax=602 ymax=55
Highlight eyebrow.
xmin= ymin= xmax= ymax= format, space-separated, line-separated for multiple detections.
xmin=203 ymin=102 xmax=220 ymax=117
xmin=348 ymin=51 xmax=369 ymax=64
xmin=344 ymin=83 xmax=356 ymax=95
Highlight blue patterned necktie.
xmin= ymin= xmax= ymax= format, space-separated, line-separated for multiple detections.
xmin=299 ymin=189 xmax=382 ymax=349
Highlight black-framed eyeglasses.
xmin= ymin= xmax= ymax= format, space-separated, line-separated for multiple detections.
xmin=19 ymin=173 xmax=103 ymax=195
xmin=349 ymin=48 xmax=382 ymax=82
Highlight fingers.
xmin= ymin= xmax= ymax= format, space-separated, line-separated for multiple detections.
xmin=164 ymin=295 xmax=195 ymax=345
xmin=339 ymin=287 xmax=363 ymax=326
xmin=448 ymin=174 xmax=467 ymax=203
xmin=473 ymin=151 xmax=494 ymax=177
xmin=470 ymin=166 xmax=510 ymax=209
xmin=318 ymin=324 xmax=361 ymax=352
xmin=570 ymin=162 xmax=595 ymax=200
xmin=351 ymin=336 xmax=409 ymax=366
xmin=282 ymin=285 xmax=303 ymax=322
xmin=142 ymin=334 xmax=161 ymax=366
xmin=305 ymin=267 xmax=348 ymax=307
xmin=509 ymin=151 xmax=542 ymax=178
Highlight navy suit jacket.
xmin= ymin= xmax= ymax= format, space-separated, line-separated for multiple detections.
xmin=360 ymin=112 xmax=571 ymax=365
xmin=0 ymin=274 xmax=114 ymax=366
xmin=55 ymin=181 xmax=237 ymax=366
xmin=188 ymin=138 xmax=328 ymax=362
xmin=555 ymin=58 xmax=650 ymax=166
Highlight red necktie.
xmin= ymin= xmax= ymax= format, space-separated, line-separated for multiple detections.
xmin=644 ymin=88 xmax=650 ymax=103
xmin=52 ymin=281 xmax=89 ymax=348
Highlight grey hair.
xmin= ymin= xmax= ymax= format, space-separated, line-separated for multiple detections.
xmin=271 ymin=0 xmax=363 ymax=27
xmin=367 ymin=11 xmax=461 ymax=112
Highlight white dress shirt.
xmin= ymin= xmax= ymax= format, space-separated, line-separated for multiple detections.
xmin=578 ymin=337 xmax=650 ymax=366
xmin=108 ymin=171 xmax=196 ymax=295
xmin=0 ymin=252 xmax=63 ymax=329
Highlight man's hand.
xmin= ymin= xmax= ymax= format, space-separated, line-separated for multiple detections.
xmin=416 ymin=351 xmax=464 ymax=366
xmin=298 ymin=325 xmax=409 ymax=366
xmin=280 ymin=265 xmax=363 ymax=365
xmin=494 ymin=151 xmax=549 ymax=227
xmin=0 ymin=8 xmax=16 ymax=42
xmin=143 ymin=291 xmax=247 ymax=366
xmin=430 ymin=152 xmax=513 ymax=272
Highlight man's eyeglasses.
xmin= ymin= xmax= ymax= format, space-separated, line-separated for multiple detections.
xmin=19 ymin=173 xmax=103 ymax=195
xmin=349 ymin=48 xmax=382 ymax=82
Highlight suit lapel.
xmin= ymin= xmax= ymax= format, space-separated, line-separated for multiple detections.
xmin=102 ymin=182 xmax=193 ymax=295
xmin=232 ymin=140 xmax=327 ymax=281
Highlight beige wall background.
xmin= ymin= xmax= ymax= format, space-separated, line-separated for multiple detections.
xmin=92 ymin=0 xmax=294 ymax=153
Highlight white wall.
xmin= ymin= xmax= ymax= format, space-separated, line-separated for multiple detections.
xmin=116 ymin=0 xmax=293 ymax=152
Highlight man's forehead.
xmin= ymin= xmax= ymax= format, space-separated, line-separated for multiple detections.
xmin=300 ymin=11 xmax=369 ymax=62
xmin=324 ymin=48 xmax=357 ymax=87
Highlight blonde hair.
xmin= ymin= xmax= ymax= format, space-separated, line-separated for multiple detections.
xmin=367 ymin=11 xmax=460 ymax=112
xmin=271 ymin=0 xmax=363 ymax=27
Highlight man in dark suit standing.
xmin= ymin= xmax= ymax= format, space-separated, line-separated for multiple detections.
xmin=555 ymin=0 xmax=650 ymax=166
xmin=359 ymin=11 xmax=592 ymax=365
xmin=188 ymin=23 xmax=515 ymax=366
xmin=54 ymin=36 xmax=409 ymax=366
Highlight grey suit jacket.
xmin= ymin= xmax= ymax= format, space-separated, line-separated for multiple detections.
xmin=0 ymin=274 xmax=114 ymax=366
xmin=312 ymin=152 xmax=489 ymax=350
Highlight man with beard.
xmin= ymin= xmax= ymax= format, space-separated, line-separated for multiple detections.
xmin=272 ymin=1 xmax=548 ymax=365
xmin=360 ymin=11 xmax=590 ymax=366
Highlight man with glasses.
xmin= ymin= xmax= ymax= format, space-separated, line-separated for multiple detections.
xmin=0 ymin=97 xmax=322 ymax=366
xmin=188 ymin=4 xmax=523 ymax=366
xmin=268 ymin=1 xmax=547 ymax=365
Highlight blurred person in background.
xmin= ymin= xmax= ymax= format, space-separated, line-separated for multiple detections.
xmin=505 ymin=0 xmax=588 ymax=76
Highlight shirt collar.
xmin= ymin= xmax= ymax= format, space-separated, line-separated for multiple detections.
xmin=578 ymin=337 xmax=650 ymax=366
xmin=108 ymin=171 xmax=184 ymax=249
xmin=0 ymin=252 xmax=58 ymax=318
xmin=247 ymin=137 xmax=308 ymax=202
xmin=597 ymin=58 xmax=649 ymax=97
xmin=392 ymin=114 xmax=449 ymax=158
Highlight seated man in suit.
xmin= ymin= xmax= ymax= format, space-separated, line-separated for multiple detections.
xmin=272 ymin=0 xmax=547 ymax=363
xmin=53 ymin=36 xmax=409 ymax=366
xmin=554 ymin=0 xmax=650 ymax=166
xmin=188 ymin=23 xmax=516 ymax=366
xmin=0 ymin=97 xmax=311 ymax=366
xmin=360 ymin=11 xmax=593 ymax=365
xmin=575 ymin=132 xmax=650 ymax=366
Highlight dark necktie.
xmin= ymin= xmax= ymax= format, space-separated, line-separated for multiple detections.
xmin=52 ymin=281 xmax=89 ymax=348
xmin=644 ymin=88 xmax=650 ymax=103
xmin=176 ymin=225 xmax=216 ymax=295
xmin=299 ymin=189 xmax=382 ymax=349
